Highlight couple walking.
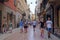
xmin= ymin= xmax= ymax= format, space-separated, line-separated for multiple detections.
xmin=40 ymin=17 xmax=52 ymax=38
xmin=19 ymin=19 xmax=28 ymax=33
xmin=19 ymin=19 xmax=37 ymax=33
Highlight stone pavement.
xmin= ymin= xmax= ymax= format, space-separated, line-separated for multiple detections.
xmin=0 ymin=25 xmax=60 ymax=40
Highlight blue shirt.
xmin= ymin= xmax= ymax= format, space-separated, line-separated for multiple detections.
xmin=19 ymin=21 xmax=23 ymax=26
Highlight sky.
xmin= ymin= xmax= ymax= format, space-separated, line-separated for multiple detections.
xmin=27 ymin=0 xmax=37 ymax=14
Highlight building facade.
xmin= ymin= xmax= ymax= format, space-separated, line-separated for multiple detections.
xmin=0 ymin=0 xmax=30 ymax=33
xmin=17 ymin=0 xmax=30 ymax=21
xmin=49 ymin=0 xmax=60 ymax=36
xmin=38 ymin=0 xmax=60 ymax=37
xmin=0 ymin=0 xmax=17 ymax=33
xmin=35 ymin=0 xmax=43 ymax=21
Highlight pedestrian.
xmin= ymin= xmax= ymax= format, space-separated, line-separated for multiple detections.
xmin=32 ymin=20 xmax=37 ymax=31
xmin=2 ymin=24 xmax=7 ymax=33
xmin=24 ymin=20 xmax=28 ymax=33
xmin=46 ymin=17 xmax=52 ymax=38
xmin=19 ymin=19 xmax=24 ymax=33
xmin=40 ymin=21 xmax=44 ymax=38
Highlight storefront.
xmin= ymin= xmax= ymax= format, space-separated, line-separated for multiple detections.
xmin=5 ymin=6 xmax=16 ymax=29
xmin=55 ymin=6 xmax=60 ymax=36
xmin=58 ymin=9 xmax=60 ymax=27
xmin=0 ymin=10 xmax=2 ymax=33
xmin=0 ymin=3 xmax=16 ymax=33
xmin=0 ymin=3 xmax=3 ymax=33
xmin=7 ymin=12 xmax=16 ymax=30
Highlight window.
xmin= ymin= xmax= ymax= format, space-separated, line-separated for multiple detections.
xmin=14 ymin=0 xmax=16 ymax=6
xmin=25 ymin=0 xmax=27 ymax=3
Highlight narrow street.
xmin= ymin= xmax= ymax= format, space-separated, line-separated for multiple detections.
xmin=0 ymin=0 xmax=60 ymax=40
xmin=0 ymin=25 xmax=60 ymax=40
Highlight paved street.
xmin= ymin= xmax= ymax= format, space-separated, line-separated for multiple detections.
xmin=0 ymin=25 xmax=60 ymax=40
xmin=0 ymin=0 xmax=60 ymax=40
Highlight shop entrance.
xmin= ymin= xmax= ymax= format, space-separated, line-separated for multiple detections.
xmin=7 ymin=13 xmax=12 ymax=30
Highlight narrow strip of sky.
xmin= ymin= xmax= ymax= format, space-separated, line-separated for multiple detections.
xmin=27 ymin=0 xmax=37 ymax=14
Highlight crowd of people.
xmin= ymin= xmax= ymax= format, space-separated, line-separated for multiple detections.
xmin=19 ymin=19 xmax=37 ymax=33
xmin=2 ymin=17 xmax=53 ymax=39
xmin=19 ymin=17 xmax=52 ymax=39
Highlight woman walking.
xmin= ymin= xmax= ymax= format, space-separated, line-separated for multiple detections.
xmin=19 ymin=20 xmax=24 ymax=33
xmin=24 ymin=20 xmax=28 ymax=33
xmin=40 ymin=21 xmax=44 ymax=38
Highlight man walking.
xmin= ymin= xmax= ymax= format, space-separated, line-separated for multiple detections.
xmin=32 ymin=20 xmax=37 ymax=31
xmin=46 ymin=17 xmax=52 ymax=38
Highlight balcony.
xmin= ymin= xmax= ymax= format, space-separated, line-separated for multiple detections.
xmin=48 ymin=0 xmax=55 ymax=3
xmin=0 ymin=0 xmax=9 ymax=3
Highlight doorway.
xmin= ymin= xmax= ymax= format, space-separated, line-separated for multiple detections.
xmin=0 ymin=10 xmax=2 ymax=33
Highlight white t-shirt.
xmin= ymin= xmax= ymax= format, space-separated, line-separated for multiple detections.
xmin=46 ymin=20 xmax=52 ymax=28
xmin=33 ymin=21 xmax=36 ymax=25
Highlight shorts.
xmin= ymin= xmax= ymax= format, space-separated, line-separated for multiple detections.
xmin=33 ymin=25 xmax=36 ymax=28
xmin=24 ymin=26 xmax=28 ymax=28
xmin=20 ymin=26 xmax=23 ymax=29
xmin=47 ymin=28 xmax=51 ymax=32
